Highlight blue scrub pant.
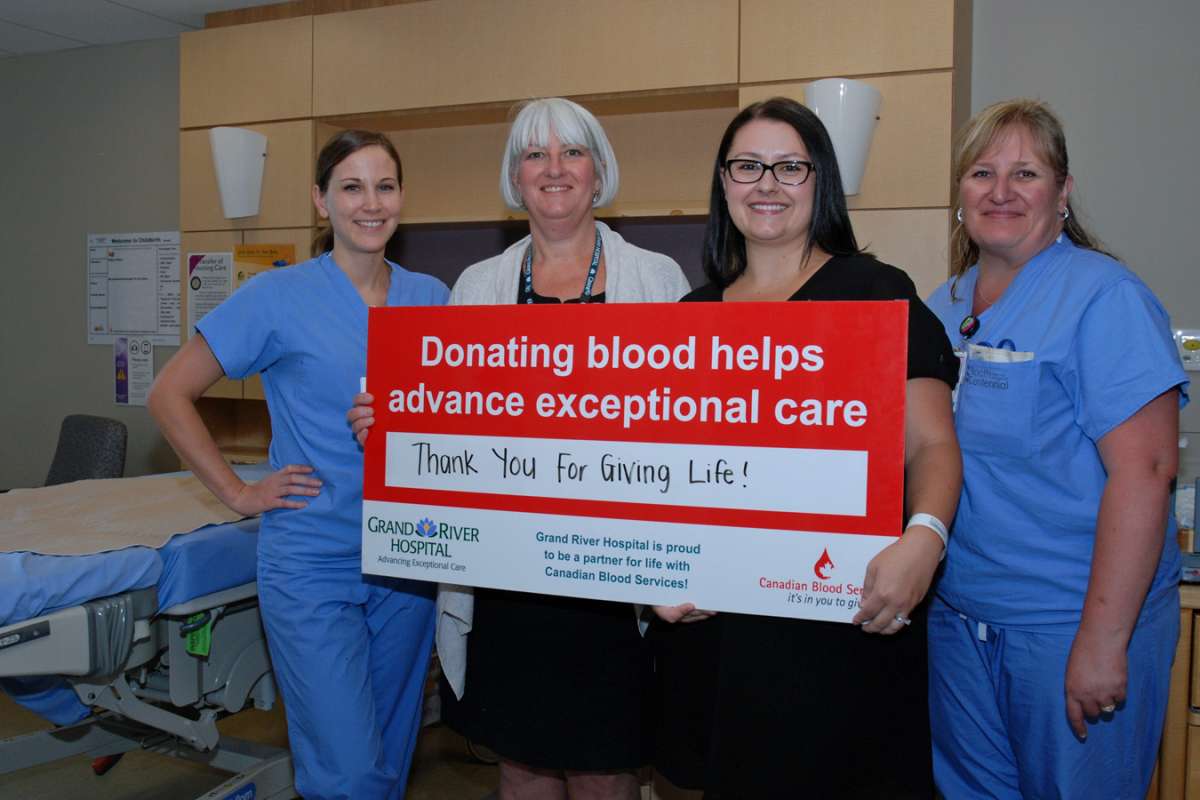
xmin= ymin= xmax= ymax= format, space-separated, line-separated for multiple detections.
xmin=928 ymin=597 xmax=1177 ymax=799
xmin=258 ymin=558 xmax=435 ymax=800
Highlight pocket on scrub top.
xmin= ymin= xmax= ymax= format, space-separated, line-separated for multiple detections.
xmin=954 ymin=344 xmax=1039 ymax=458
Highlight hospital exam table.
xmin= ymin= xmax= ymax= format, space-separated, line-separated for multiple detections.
xmin=0 ymin=471 xmax=295 ymax=799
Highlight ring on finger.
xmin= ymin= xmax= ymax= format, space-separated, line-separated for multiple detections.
xmin=894 ymin=613 xmax=912 ymax=626
xmin=1100 ymin=704 xmax=1116 ymax=713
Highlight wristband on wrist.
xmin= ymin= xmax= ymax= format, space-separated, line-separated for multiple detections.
xmin=906 ymin=512 xmax=948 ymax=561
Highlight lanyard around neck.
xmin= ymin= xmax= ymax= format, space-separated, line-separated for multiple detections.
xmin=520 ymin=228 xmax=603 ymax=304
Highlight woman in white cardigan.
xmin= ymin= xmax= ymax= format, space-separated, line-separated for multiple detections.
xmin=352 ymin=97 xmax=689 ymax=800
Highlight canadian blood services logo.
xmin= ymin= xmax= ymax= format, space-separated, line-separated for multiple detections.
xmin=813 ymin=548 xmax=834 ymax=580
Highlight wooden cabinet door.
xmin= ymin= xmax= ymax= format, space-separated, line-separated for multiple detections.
xmin=313 ymin=0 xmax=738 ymax=117
xmin=740 ymin=0 xmax=963 ymax=82
xmin=181 ymin=16 xmax=313 ymax=128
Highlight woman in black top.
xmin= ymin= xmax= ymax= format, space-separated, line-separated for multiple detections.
xmin=653 ymin=97 xmax=962 ymax=798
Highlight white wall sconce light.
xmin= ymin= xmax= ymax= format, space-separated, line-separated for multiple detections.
xmin=209 ymin=126 xmax=268 ymax=219
xmin=806 ymin=78 xmax=881 ymax=196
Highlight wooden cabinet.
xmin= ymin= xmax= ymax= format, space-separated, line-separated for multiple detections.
xmin=193 ymin=398 xmax=272 ymax=465
xmin=179 ymin=0 xmax=970 ymax=462
xmin=312 ymin=0 xmax=739 ymax=117
xmin=181 ymin=0 xmax=969 ymax=232
xmin=739 ymin=0 xmax=964 ymax=81
xmin=180 ymin=16 xmax=313 ymax=128
xmin=1153 ymin=587 xmax=1200 ymax=799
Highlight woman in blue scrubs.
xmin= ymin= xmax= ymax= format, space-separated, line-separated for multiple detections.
xmin=925 ymin=99 xmax=1188 ymax=799
xmin=149 ymin=130 xmax=448 ymax=799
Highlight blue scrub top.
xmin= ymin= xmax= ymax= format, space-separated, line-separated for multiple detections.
xmin=926 ymin=237 xmax=1188 ymax=631
xmin=197 ymin=253 xmax=449 ymax=565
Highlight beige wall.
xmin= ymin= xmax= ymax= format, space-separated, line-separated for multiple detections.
xmin=0 ymin=39 xmax=182 ymax=489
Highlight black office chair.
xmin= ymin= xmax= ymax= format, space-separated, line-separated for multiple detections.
xmin=44 ymin=414 xmax=128 ymax=486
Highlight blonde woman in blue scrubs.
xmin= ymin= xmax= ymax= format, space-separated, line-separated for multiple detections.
xmin=925 ymin=100 xmax=1188 ymax=799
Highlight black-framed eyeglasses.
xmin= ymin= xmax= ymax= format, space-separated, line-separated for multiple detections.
xmin=724 ymin=159 xmax=815 ymax=186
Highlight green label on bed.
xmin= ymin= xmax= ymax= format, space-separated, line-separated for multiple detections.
xmin=185 ymin=614 xmax=212 ymax=657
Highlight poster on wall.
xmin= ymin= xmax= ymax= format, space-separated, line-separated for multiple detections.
xmin=114 ymin=336 xmax=153 ymax=406
xmin=234 ymin=243 xmax=296 ymax=289
xmin=185 ymin=252 xmax=233 ymax=339
xmin=185 ymin=246 xmax=295 ymax=339
xmin=361 ymin=302 xmax=908 ymax=623
xmin=87 ymin=232 xmax=180 ymax=345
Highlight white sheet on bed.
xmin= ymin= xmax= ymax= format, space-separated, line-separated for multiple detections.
xmin=0 ymin=474 xmax=245 ymax=556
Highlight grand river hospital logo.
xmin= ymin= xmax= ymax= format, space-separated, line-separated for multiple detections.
xmin=416 ymin=517 xmax=437 ymax=538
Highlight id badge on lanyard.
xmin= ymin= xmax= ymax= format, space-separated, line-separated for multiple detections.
xmin=951 ymin=316 xmax=1035 ymax=410
xmin=951 ymin=314 xmax=980 ymax=412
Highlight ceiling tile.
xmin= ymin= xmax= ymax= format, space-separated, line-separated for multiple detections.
xmin=0 ymin=1 xmax=304 ymax=57
xmin=0 ymin=0 xmax=187 ymax=46
xmin=0 ymin=17 xmax=87 ymax=54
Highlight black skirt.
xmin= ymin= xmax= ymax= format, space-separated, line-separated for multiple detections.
xmin=440 ymin=587 xmax=654 ymax=771
xmin=653 ymin=604 xmax=934 ymax=799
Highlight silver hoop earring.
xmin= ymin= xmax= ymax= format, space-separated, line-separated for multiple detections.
xmin=955 ymin=207 xmax=964 ymax=224
xmin=592 ymin=190 xmax=601 ymax=206
xmin=1059 ymin=207 xmax=1070 ymax=221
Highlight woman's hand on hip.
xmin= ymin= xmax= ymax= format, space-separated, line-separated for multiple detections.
xmin=229 ymin=464 xmax=321 ymax=516
xmin=852 ymin=529 xmax=941 ymax=634
xmin=347 ymin=391 xmax=376 ymax=446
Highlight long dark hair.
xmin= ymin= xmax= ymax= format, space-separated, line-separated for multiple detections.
xmin=311 ymin=130 xmax=404 ymax=257
xmin=702 ymin=97 xmax=860 ymax=288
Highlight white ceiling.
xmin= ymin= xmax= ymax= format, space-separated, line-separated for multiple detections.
xmin=0 ymin=0 xmax=282 ymax=57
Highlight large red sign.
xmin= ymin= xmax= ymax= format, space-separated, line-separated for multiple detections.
xmin=364 ymin=301 xmax=906 ymax=533
xmin=361 ymin=301 xmax=908 ymax=620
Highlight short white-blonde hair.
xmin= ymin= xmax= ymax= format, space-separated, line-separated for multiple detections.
xmin=499 ymin=98 xmax=620 ymax=210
